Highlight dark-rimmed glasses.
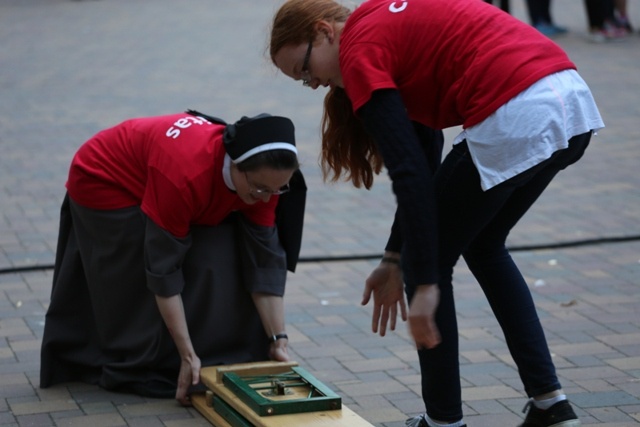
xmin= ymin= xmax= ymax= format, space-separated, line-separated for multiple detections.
xmin=301 ymin=40 xmax=313 ymax=87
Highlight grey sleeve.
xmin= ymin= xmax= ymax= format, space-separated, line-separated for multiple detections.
xmin=144 ymin=216 xmax=192 ymax=297
xmin=237 ymin=216 xmax=287 ymax=296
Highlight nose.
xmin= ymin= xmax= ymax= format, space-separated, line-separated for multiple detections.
xmin=258 ymin=193 xmax=272 ymax=203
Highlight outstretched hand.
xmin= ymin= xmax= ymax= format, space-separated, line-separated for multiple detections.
xmin=407 ymin=284 xmax=441 ymax=350
xmin=175 ymin=354 xmax=201 ymax=406
xmin=362 ymin=262 xmax=407 ymax=336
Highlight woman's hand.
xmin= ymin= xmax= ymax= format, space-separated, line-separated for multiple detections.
xmin=269 ymin=337 xmax=290 ymax=362
xmin=407 ymin=284 xmax=441 ymax=349
xmin=361 ymin=258 xmax=407 ymax=336
xmin=154 ymin=294 xmax=200 ymax=406
xmin=175 ymin=352 xmax=201 ymax=406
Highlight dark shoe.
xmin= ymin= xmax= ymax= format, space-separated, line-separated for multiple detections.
xmin=405 ymin=415 xmax=428 ymax=427
xmin=519 ymin=399 xmax=581 ymax=427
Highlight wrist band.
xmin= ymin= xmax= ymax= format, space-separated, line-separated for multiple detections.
xmin=271 ymin=333 xmax=288 ymax=342
xmin=381 ymin=257 xmax=400 ymax=265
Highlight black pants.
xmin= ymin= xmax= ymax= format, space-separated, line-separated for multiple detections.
xmin=408 ymin=132 xmax=592 ymax=421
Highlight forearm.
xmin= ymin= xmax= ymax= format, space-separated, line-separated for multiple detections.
xmin=384 ymin=121 xmax=443 ymax=257
xmin=251 ymin=292 xmax=286 ymax=337
xmin=252 ymin=292 xmax=290 ymax=361
xmin=155 ymin=294 xmax=196 ymax=360
xmin=358 ymin=89 xmax=439 ymax=287
xmin=385 ymin=209 xmax=403 ymax=254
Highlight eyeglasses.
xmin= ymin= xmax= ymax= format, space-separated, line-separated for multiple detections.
xmin=301 ymin=40 xmax=313 ymax=87
xmin=244 ymin=172 xmax=291 ymax=195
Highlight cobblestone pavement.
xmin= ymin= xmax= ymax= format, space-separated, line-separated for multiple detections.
xmin=1 ymin=0 xmax=639 ymax=425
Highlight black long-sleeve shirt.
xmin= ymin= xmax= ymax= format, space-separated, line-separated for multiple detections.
xmin=358 ymin=89 xmax=444 ymax=288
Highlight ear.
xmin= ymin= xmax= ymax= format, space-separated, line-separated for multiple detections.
xmin=314 ymin=20 xmax=336 ymax=42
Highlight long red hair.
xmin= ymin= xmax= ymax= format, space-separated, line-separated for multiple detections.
xmin=269 ymin=0 xmax=383 ymax=189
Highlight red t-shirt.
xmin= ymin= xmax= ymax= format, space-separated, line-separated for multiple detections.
xmin=66 ymin=113 xmax=277 ymax=237
xmin=340 ymin=0 xmax=576 ymax=129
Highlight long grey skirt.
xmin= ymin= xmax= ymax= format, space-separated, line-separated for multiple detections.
xmin=40 ymin=195 xmax=278 ymax=398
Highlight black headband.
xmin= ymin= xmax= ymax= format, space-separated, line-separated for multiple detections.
xmin=223 ymin=114 xmax=297 ymax=163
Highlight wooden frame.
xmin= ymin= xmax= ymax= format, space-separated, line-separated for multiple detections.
xmin=192 ymin=361 xmax=375 ymax=427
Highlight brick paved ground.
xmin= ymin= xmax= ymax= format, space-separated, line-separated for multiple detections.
xmin=1 ymin=0 xmax=639 ymax=426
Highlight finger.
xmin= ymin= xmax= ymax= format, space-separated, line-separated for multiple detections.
xmin=424 ymin=318 xmax=442 ymax=347
xmin=178 ymin=395 xmax=192 ymax=407
xmin=411 ymin=320 xmax=441 ymax=349
xmin=407 ymin=317 xmax=427 ymax=347
xmin=399 ymin=298 xmax=408 ymax=321
xmin=361 ymin=283 xmax=373 ymax=305
xmin=176 ymin=388 xmax=188 ymax=406
xmin=379 ymin=307 xmax=389 ymax=337
xmin=277 ymin=348 xmax=291 ymax=362
xmin=389 ymin=305 xmax=397 ymax=331
xmin=371 ymin=304 xmax=381 ymax=333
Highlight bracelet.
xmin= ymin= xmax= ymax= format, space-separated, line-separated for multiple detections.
xmin=381 ymin=256 xmax=401 ymax=265
xmin=271 ymin=333 xmax=288 ymax=342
